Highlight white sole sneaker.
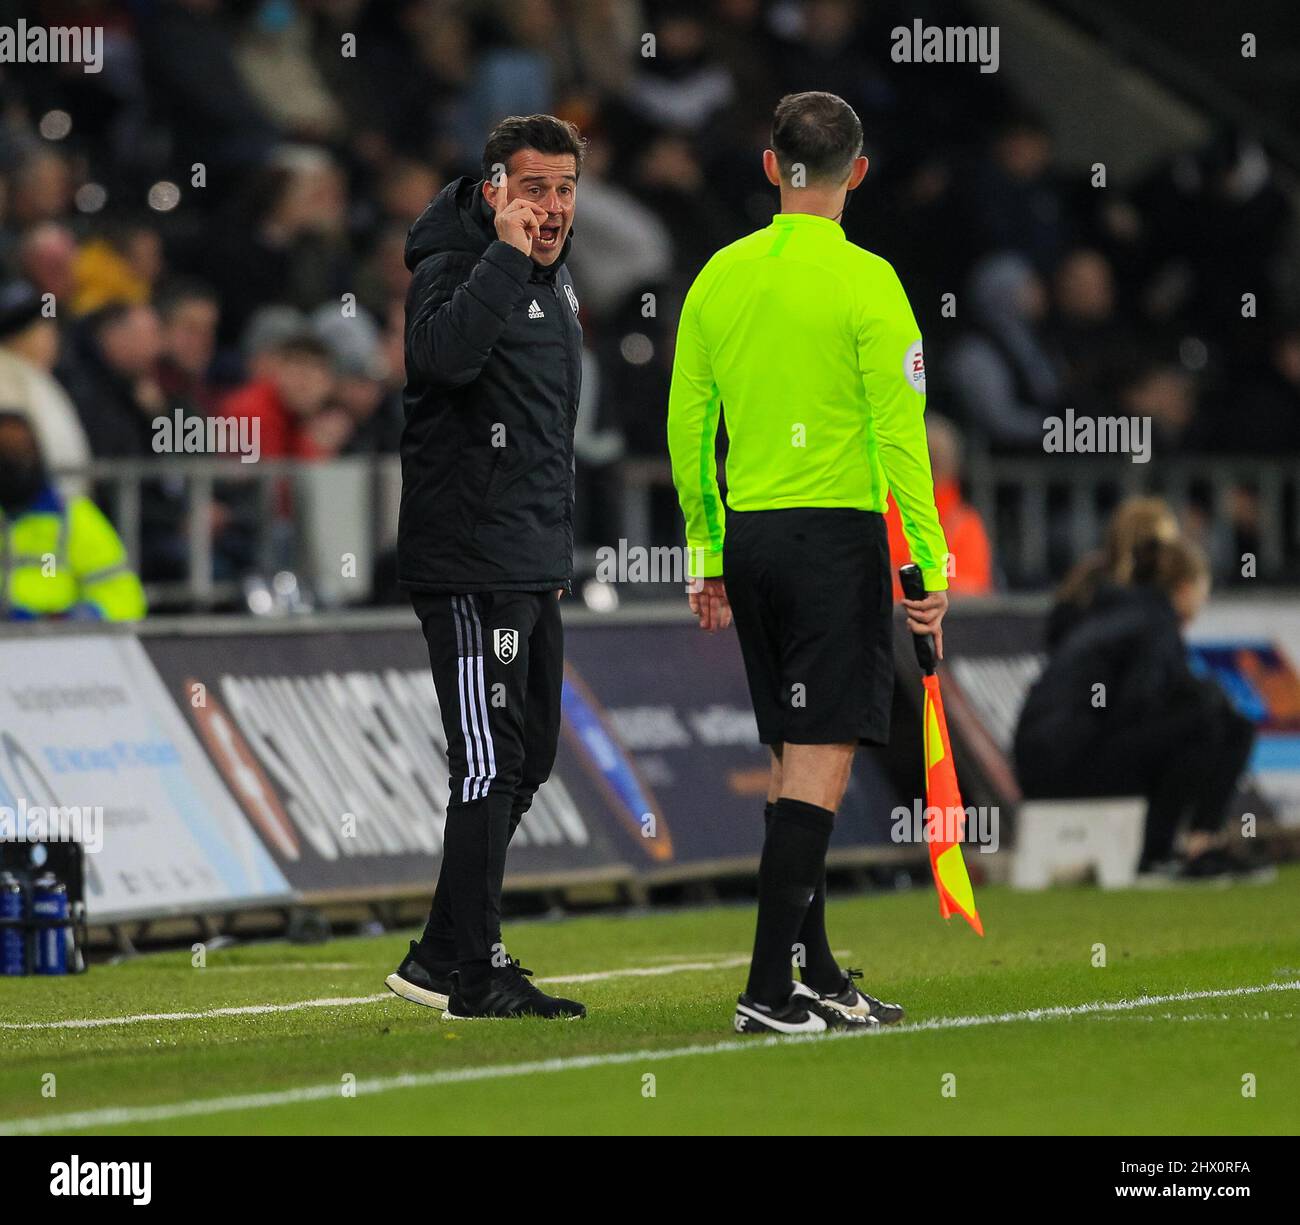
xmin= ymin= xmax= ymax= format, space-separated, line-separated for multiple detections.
xmin=384 ymin=972 xmax=449 ymax=1011
xmin=734 ymin=1000 xmax=830 ymax=1034
xmin=733 ymin=991 xmax=874 ymax=1035
xmin=795 ymin=977 xmax=899 ymax=1026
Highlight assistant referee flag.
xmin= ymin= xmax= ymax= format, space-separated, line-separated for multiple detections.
xmin=667 ymin=211 xmax=949 ymax=588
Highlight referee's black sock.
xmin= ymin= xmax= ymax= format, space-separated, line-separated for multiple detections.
xmin=763 ymin=802 xmax=841 ymax=994
xmin=747 ymin=798 xmax=835 ymax=1007
xmin=798 ymin=872 xmax=842 ymax=994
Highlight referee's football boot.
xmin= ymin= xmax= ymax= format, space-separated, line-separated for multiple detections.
xmin=442 ymin=958 xmax=586 ymax=1020
xmin=384 ymin=941 xmax=457 ymax=1011
xmin=813 ymin=968 xmax=906 ymax=1025
xmin=734 ymin=983 xmax=875 ymax=1035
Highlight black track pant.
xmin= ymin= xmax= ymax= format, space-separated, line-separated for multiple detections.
xmin=410 ymin=589 xmax=563 ymax=984
xmin=1019 ymin=681 xmax=1255 ymax=865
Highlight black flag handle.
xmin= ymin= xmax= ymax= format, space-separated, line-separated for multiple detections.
xmin=898 ymin=563 xmax=937 ymax=676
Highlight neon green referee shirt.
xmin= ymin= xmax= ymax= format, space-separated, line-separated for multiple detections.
xmin=667 ymin=211 xmax=949 ymax=591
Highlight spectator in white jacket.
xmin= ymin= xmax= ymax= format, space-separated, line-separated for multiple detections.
xmin=0 ymin=281 xmax=90 ymax=498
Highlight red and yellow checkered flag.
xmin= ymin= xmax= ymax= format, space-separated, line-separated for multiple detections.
xmin=899 ymin=563 xmax=983 ymax=936
xmin=922 ymin=673 xmax=983 ymax=935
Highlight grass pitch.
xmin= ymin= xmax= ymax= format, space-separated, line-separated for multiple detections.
xmin=2 ymin=868 xmax=1299 ymax=1136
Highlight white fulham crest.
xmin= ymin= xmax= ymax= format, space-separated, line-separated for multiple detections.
xmin=903 ymin=340 xmax=926 ymax=393
xmin=494 ymin=628 xmax=520 ymax=664
xmin=564 ymin=283 xmax=579 ymax=315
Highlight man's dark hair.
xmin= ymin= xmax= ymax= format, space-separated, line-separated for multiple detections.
xmin=771 ymin=91 xmax=863 ymax=185
xmin=0 ymin=409 xmax=35 ymax=434
xmin=272 ymin=334 xmax=332 ymax=363
xmin=91 ymin=211 xmax=158 ymax=252
xmin=481 ymin=114 xmax=586 ymax=183
xmin=83 ymin=301 xmax=136 ymax=336
xmin=154 ymin=276 xmax=218 ymax=321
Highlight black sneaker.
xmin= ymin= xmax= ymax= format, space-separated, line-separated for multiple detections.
xmin=385 ymin=941 xmax=457 ymax=1011
xmin=443 ymin=958 xmax=586 ymax=1020
xmin=734 ymin=984 xmax=875 ymax=1035
xmin=1179 ymin=849 xmax=1276 ymax=883
xmin=813 ymin=968 xmax=906 ymax=1026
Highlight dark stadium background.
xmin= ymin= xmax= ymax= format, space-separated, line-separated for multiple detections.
xmin=0 ymin=0 xmax=1297 ymax=941
xmin=3 ymin=1 xmax=1300 ymax=1161
xmin=1 ymin=0 xmax=1296 ymax=611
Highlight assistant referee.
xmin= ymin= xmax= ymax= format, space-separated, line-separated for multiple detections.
xmin=668 ymin=91 xmax=951 ymax=1035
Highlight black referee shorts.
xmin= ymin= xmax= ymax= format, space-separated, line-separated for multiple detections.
xmin=723 ymin=507 xmax=893 ymax=747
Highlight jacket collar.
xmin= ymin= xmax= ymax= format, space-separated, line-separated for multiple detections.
xmin=770 ymin=212 xmax=845 ymax=238
xmin=0 ymin=481 xmax=61 ymax=521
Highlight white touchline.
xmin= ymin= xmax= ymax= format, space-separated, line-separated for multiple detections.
xmin=877 ymin=979 xmax=1300 ymax=1031
xmin=0 ymin=994 xmax=393 ymax=1031
xmin=0 ymin=957 xmax=753 ymax=1032
xmin=205 ymin=963 xmax=365 ymax=973
xmin=2 ymin=979 xmax=1297 ymax=1136
xmin=539 ymin=956 xmax=750 ymax=984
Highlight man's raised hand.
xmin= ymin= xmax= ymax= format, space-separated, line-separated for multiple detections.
xmin=490 ymin=176 xmax=547 ymax=257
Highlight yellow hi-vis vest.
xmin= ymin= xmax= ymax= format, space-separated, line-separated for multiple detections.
xmin=1 ymin=490 xmax=147 ymax=621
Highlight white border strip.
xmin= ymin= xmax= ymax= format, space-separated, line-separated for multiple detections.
xmin=0 ymin=957 xmax=753 ymax=1032
xmin=0 ymin=994 xmax=393 ymax=1032
xmin=3 ymin=979 xmax=1296 ymax=1136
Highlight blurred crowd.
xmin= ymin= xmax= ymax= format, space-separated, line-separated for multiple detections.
xmin=1 ymin=0 xmax=1297 ymax=609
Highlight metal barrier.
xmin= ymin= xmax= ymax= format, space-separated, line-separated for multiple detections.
xmin=616 ymin=453 xmax=1300 ymax=588
xmin=63 ymin=456 xmax=403 ymax=612
xmin=48 ymin=452 xmax=1299 ymax=612
xmin=962 ymin=454 xmax=1299 ymax=585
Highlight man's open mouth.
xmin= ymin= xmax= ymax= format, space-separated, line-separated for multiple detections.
xmin=537 ymin=223 xmax=561 ymax=248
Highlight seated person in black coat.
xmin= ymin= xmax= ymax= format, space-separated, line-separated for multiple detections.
xmin=1016 ymin=537 xmax=1255 ymax=875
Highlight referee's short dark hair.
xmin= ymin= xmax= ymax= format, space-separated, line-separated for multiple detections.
xmin=482 ymin=114 xmax=586 ymax=183
xmin=771 ymin=91 xmax=864 ymax=185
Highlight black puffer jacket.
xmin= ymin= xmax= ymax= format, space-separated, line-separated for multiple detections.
xmin=1014 ymin=584 xmax=1202 ymax=772
xmin=398 ymin=176 xmax=582 ymax=593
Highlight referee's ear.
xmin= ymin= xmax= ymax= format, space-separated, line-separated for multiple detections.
xmin=846 ymin=156 xmax=869 ymax=190
xmin=762 ymin=149 xmax=782 ymax=187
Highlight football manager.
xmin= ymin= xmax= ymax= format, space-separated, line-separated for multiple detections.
xmin=389 ymin=115 xmax=586 ymax=1021
xmin=668 ymin=91 xmax=951 ymax=1036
